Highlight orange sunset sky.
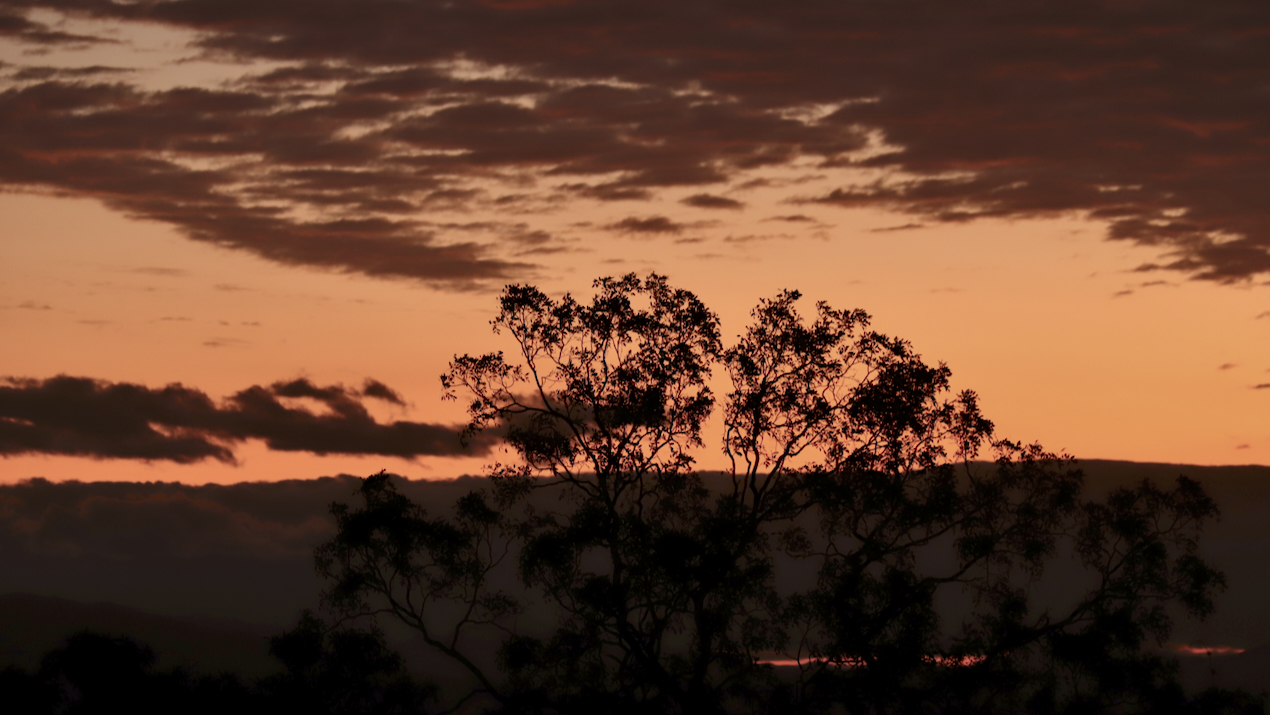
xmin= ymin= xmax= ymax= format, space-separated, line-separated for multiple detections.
xmin=2 ymin=0 xmax=1269 ymax=485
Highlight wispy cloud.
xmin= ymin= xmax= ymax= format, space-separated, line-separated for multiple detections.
xmin=201 ymin=337 xmax=250 ymax=348
xmin=0 ymin=10 xmax=117 ymax=47
xmin=607 ymin=216 xmax=685 ymax=235
xmin=130 ymin=267 xmax=190 ymax=277
xmin=870 ymin=223 xmax=925 ymax=233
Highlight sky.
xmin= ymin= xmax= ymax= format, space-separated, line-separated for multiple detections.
xmin=2 ymin=0 xmax=1270 ymax=485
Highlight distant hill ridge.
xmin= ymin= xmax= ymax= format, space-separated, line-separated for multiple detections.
xmin=2 ymin=462 xmax=1270 ymax=670
xmin=2 ymin=460 xmax=1268 ymax=682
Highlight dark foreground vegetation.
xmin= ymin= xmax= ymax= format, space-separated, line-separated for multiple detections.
xmin=0 ymin=620 xmax=433 ymax=714
xmin=3 ymin=274 xmax=1266 ymax=713
xmin=0 ymin=625 xmax=1262 ymax=715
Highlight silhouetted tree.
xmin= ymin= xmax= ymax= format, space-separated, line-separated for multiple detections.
xmin=0 ymin=630 xmax=261 ymax=715
xmin=317 ymin=274 xmax=1256 ymax=714
xmin=261 ymin=610 xmax=436 ymax=715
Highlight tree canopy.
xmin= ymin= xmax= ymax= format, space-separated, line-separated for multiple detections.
xmin=316 ymin=274 xmax=1255 ymax=714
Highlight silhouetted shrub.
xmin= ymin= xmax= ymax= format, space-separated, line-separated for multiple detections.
xmin=0 ymin=625 xmax=433 ymax=715
xmin=261 ymin=611 xmax=436 ymax=715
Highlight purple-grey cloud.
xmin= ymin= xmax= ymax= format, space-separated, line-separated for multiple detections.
xmin=607 ymin=216 xmax=684 ymax=235
xmin=0 ymin=0 xmax=1267 ymax=284
xmin=0 ymin=10 xmax=115 ymax=46
xmin=681 ymin=193 xmax=744 ymax=210
xmin=10 ymin=65 xmax=131 ymax=81
xmin=0 ymin=375 xmax=492 ymax=463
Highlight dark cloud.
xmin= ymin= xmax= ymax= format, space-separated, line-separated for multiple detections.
xmin=561 ymin=183 xmax=653 ymax=202
xmin=0 ymin=1 xmax=1269 ymax=283
xmin=0 ymin=10 xmax=114 ymax=46
xmin=607 ymin=216 xmax=684 ymax=235
xmin=1253 ymin=383 xmax=1270 ymax=390
xmin=0 ymin=79 xmax=526 ymax=286
xmin=0 ymin=375 xmax=493 ymax=463
xmin=681 ymin=193 xmax=744 ymax=210
xmin=870 ymin=223 xmax=925 ymax=233
xmin=10 ymin=65 xmax=131 ymax=80
xmin=361 ymin=379 xmax=405 ymax=405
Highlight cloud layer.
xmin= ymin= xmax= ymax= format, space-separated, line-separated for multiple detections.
xmin=1 ymin=0 xmax=1269 ymax=284
xmin=0 ymin=376 xmax=490 ymax=463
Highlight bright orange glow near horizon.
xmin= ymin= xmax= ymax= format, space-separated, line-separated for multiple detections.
xmin=3 ymin=3 xmax=1269 ymax=485
xmin=5 ymin=189 xmax=1267 ymax=485
xmin=1167 ymin=644 xmax=1248 ymax=657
